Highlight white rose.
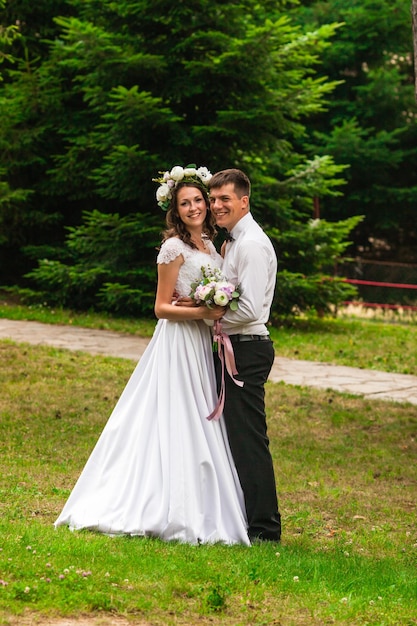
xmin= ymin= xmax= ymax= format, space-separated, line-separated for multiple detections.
xmin=197 ymin=167 xmax=212 ymax=183
xmin=156 ymin=183 xmax=171 ymax=202
xmin=184 ymin=167 xmax=197 ymax=177
xmin=213 ymin=291 xmax=230 ymax=306
xmin=170 ymin=166 xmax=185 ymax=181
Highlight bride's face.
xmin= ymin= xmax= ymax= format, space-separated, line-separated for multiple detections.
xmin=176 ymin=185 xmax=208 ymax=229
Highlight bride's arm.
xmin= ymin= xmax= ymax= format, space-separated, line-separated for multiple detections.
xmin=154 ymin=256 xmax=225 ymax=321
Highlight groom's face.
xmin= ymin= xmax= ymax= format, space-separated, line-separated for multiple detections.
xmin=209 ymin=183 xmax=249 ymax=232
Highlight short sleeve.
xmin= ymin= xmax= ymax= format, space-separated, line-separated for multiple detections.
xmin=157 ymin=238 xmax=187 ymax=265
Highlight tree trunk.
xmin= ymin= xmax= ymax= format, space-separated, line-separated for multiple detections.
xmin=413 ymin=0 xmax=417 ymax=101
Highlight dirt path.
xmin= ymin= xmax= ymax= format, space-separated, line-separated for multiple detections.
xmin=1 ymin=317 xmax=417 ymax=404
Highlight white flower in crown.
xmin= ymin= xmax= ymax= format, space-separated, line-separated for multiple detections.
xmin=153 ymin=163 xmax=213 ymax=211
xmin=156 ymin=183 xmax=171 ymax=204
xmin=196 ymin=166 xmax=212 ymax=183
xmin=170 ymin=165 xmax=185 ymax=181
xmin=184 ymin=166 xmax=197 ymax=177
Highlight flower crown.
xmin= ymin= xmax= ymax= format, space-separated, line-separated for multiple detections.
xmin=153 ymin=164 xmax=212 ymax=211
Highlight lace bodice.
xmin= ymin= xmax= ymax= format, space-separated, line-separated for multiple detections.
xmin=157 ymin=237 xmax=222 ymax=297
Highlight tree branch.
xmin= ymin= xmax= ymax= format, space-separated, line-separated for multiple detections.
xmin=412 ymin=0 xmax=417 ymax=101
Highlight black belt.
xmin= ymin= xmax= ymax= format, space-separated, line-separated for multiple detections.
xmin=229 ymin=334 xmax=270 ymax=343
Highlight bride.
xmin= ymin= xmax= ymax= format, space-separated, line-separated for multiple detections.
xmin=54 ymin=165 xmax=250 ymax=546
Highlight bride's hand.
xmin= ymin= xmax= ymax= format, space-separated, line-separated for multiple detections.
xmin=204 ymin=305 xmax=227 ymax=320
xmin=174 ymin=296 xmax=196 ymax=307
xmin=173 ymin=296 xmax=225 ymax=320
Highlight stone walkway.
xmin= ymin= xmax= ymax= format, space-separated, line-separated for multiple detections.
xmin=1 ymin=318 xmax=417 ymax=406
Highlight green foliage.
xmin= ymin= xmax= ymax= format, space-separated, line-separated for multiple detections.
xmin=0 ymin=0 xmax=360 ymax=315
xmin=275 ymin=214 xmax=363 ymax=274
xmin=23 ymin=210 xmax=160 ymax=314
xmin=0 ymin=0 xmax=20 ymax=78
xmin=0 ymin=177 xmax=33 ymax=246
xmin=291 ymin=0 xmax=417 ymax=261
xmin=97 ymin=282 xmax=153 ymax=315
xmin=273 ymin=270 xmax=358 ymax=318
xmin=265 ymin=213 xmax=363 ymax=316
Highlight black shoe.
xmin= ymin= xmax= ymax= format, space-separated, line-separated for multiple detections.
xmin=248 ymin=532 xmax=281 ymax=545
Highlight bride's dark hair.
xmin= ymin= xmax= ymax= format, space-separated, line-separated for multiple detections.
xmin=162 ymin=182 xmax=217 ymax=249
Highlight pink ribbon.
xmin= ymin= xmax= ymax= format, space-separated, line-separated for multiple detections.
xmin=206 ymin=320 xmax=244 ymax=421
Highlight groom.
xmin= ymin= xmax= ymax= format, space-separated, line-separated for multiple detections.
xmin=208 ymin=168 xmax=281 ymax=543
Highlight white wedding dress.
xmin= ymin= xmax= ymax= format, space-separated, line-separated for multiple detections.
xmin=54 ymin=237 xmax=250 ymax=546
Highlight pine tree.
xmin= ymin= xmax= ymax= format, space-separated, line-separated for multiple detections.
xmin=0 ymin=0 xmax=359 ymax=316
xmin=292 ymin=0 xmax=417 ymax=262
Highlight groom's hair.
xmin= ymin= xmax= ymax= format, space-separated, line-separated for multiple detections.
xmin=208 ymin=169 xmax=251 ymax=199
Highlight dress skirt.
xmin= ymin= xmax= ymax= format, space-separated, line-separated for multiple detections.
xmin=54 ymin=318 xmax=250 ymax=546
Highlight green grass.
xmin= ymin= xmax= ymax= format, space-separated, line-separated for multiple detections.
xmin=0 ymin=297 xmax=156 ymax=337
xmin=271 ymin=315 xmax=417 ymax=374
xmin=1 ymin=297 xmax=417 ymax=374
xmin=1 ymin=341 xmax=416 ymax=625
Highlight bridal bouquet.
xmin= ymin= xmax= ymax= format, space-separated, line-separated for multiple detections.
xmin=191 ymin=266 xmax=243 ymax=418
xmin=190 ymin=265 xmax=240 ymax=311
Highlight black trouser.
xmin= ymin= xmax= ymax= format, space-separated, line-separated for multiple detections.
xmin=215 ymin=338 xmax=281 ymax=541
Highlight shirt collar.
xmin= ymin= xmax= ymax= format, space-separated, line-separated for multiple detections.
xmin=230 ymin=212 xmax=253 ymax=240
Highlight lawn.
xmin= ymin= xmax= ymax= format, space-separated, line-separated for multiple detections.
xmin=1 ymin=297 xmax=417 ymax=374
xmin=1 ymin=339 xmax=416 ymax=625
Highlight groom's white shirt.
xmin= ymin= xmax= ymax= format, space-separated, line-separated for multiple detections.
xmin=221 ymin=212 xmax=277 ymax=336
